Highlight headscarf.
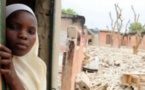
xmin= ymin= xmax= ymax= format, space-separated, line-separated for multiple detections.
xmin=6 ymin=4 xmax=46 ymax=90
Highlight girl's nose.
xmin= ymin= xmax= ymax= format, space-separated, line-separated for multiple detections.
xmin=18 ymin=31 xmax=28 ymax=40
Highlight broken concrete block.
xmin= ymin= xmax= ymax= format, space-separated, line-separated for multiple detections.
xmin=122 ymin=74 xmax=143 ymax=90
xmin=76 ymin=72 xmax=91 ymax=90
xmin=139 ymin=74 xmax=145 ymax=82
xmin=131 ymin=75 xmax=140 ymax=87
xmin=122 ymin=74 xmax=139 ymax=85
xmin=67 ymin=26 xmax=78 ymax=40
xmin=91 ymin=83 xmax=108 ymax=90
xmin=82 ymin=52 xmax=93 ymax=65
xmin=83 ymin=56 xmax=99 ymax=70
xmin=140 ymin=83 xmax=145 ymax=90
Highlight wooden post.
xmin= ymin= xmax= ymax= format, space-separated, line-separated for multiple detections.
xmin=0 ymin=0 xmax=6 ymax=90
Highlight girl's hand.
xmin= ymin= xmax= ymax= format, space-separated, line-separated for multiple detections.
xmin=0 ymin=44 xmax=25 ymax=90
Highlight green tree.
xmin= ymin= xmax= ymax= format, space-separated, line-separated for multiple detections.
xmin=129 ymin=22 xmax=145 ymax=31
xmin=62 ymin=8 xmax=78 ymax=15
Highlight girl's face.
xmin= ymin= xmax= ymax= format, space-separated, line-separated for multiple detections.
xmin=6 ymin=10 xmax=37 ymax=56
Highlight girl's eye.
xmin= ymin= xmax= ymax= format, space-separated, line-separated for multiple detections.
xmin=11 ymin=25 xmax=18 ymax=30
xmin=7 ymin=23 xmax=19 ymax=30
xmin=28 ymin=28 xmax=36 ymax=35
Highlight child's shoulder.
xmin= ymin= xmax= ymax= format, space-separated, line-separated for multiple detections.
xmin=36 ymin=58 xmax=46 ymax=73
xmin=34 ymin=58 xmax=46 ymax=80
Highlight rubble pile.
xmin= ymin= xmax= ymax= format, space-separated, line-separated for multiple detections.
xmin=83 ymin=46 xmax=145 ymax=90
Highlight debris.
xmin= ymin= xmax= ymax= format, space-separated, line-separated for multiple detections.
xmin=83 ymin=55 xmax=99 ymax=73
xmin=91 ymin=83 xmax=108 ymax=90
xmin=122 ymin=73 xmax=145 ymax=90
xmin=58 ymin=46 xmax=145 ymax=90
xmin=76 ymin=72 xmax=91 ymax=90
xmin=76 ymin=72 xmax=108 ymax=90
xmin=82 ymin=52 xmax=93 ymax=65
xmin=81 ymin=46 xmax=145 ymax=90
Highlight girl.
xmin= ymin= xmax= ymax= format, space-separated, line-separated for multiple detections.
xmin=0 ymin=4 xmax=46 ymax=90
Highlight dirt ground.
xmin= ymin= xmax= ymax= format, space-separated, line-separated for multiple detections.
xmin=58 ymin=45 xmax=145 ymax=90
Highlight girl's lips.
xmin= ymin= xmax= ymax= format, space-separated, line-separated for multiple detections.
xmin=16 ymin=44 xmax=27 ymax=49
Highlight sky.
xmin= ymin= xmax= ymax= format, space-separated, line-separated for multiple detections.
xmin=61 ymin=0 xmax=145 ymax=32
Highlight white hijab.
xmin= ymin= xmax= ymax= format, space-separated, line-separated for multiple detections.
xmin=6 ymin=4 xmax=46 ymax=90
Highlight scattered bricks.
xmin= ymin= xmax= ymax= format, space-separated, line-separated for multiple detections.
xmin=76 ymin=72 xmax=91 ymax=90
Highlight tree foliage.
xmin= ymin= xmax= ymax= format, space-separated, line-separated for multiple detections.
xmin=62 ymin=8 xmax=78 ymax=15
xmin=129 ymin=22 xmax=145 ymax=31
